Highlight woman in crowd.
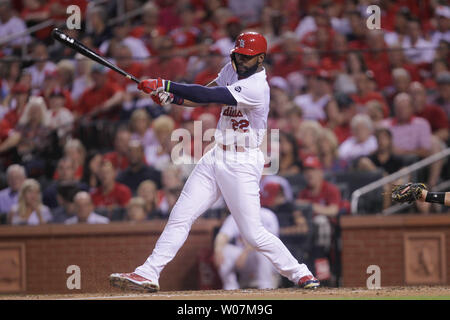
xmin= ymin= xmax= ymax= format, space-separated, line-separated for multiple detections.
xmin=318 ymin=128 xmax=348 ymax=174
xmin=8 ymin=178 xmax=52 ymax=225
xmin=278 ymin=131 xmax=302 ymax=176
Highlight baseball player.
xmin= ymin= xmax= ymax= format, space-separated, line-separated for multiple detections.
xmin=110 ymin=32 xmax=320 ymax=291
xmin=214 ymin=207 xmax=280 ymax=290
xmin=392 ymin=182 xmax=450 ymax=206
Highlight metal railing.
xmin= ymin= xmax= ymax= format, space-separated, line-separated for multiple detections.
xmin=350 ymin=147 xmax=450 ymax=215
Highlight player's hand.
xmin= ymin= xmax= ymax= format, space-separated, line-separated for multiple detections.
xmin=150 ymin=91 xmax=174 ymax=106
xmin=138 ymin=78 xmax=165 ymax=94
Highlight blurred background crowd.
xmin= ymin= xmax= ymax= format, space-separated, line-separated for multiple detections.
xmin=0 ymin=0 xmax=449 ymax=287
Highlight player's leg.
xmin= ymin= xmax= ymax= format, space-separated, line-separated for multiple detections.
xmin=216 ymin=149 xmax=317 ymax=286
xmin=253 ymin=251 xmax=278 ymax=289
xmin=111 ymin=150 xmax=221 ymax=289
xmin=218 ymin=244 xmax=243 ymax=290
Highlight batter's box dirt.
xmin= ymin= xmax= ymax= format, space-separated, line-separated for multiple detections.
xmin=2 ymin=286 xmax=450 ymax=300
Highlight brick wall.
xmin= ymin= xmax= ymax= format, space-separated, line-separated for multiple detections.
xmin=341 ymin=214 xmax=450 ymax=287
xmin=0 ymin=219 xmax=222 ymax=294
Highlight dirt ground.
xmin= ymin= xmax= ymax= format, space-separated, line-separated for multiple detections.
xmin=2 ymin=286 xmax=450 ymax=300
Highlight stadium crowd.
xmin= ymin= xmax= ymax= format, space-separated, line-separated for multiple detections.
xmin=0 ymin=0 xmax=449 ymax=286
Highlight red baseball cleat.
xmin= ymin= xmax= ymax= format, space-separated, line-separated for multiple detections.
xmin=298 ymin=275 xmax=320 ymax=289
xmin=110 ymin=272 xmax=160 ymax=292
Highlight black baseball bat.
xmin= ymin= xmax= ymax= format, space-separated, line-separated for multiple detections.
xmin=51 ymin=28 xmax=140 ymax=84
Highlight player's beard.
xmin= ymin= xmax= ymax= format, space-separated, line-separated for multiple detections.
xmin=232 ymin=54 xmax=259 ymax=79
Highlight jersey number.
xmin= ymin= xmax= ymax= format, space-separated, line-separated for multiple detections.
xmin=231 ymin=119 xmax=249 ymax=132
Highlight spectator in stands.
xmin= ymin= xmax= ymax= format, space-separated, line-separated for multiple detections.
xmin=107 ymin=44 xmax=144 ymax=90
xmin=293 ymin=69 xmax=333 ymax=122
xmin=386 ymin=68 xmax=412 ymax=106
xmin=357 ymin=127 xmax=405 ymax=176
xmin=142 ymin=35 xmax=187 ymax=82
xmin=296 ymin=156 xmax=341 ymax=219
xmin=213 ymin=16 xmax=243 ymax=58
xmin=0 ymin=96 xmax=51 ymax=177
xmin=269 ymin=77 xmax=298 ymax=131
xmin=387 ymin=44 xmax=420 ymax=83
xmin=403 ymin=17 xmax=435 ymax=65
xmin=46 ymin=88 xmax=74 ymax=142
xmin=90 ymin=159 xmax=131 ymax=218
xmin=116 ymin=139 xmax=161 ymax=194
xmin=0 ymin=164 xmax=26 ymax=223
xmin=125 ymin=196 xmax=149 ymax=222
xmin=384 ymin=6 xmax=411 ymax=47
xmin=0 ymin=82 xmax=30 ymax=140
xmin=270 ymin=32 xmax=303 ymax=79
xmin=318 ymin=128 xmax=347 ymax=174
xmin=295 ymin=120 xmax=323 ymax=161
xmin=214 ymin=207 xmax=280 ymax=290
xmin=71 ymin=53 xmax=93 ymax=103
xmin=278 ymin=131 xmax=302 ymax=176
xmin=430 ymin=72 xmax=450 ymax=118
xmin=193 ymin=47 xmax=224 ymax=85
xmin=357 ymin=127 xmax=407 ymax=210
xmin=351 ymin=71 xmax=389 ymax=117
xmin=0 ymin=0 xmax=31 ymax=55
xmin=51 ymin=182 xmax=79 ymax=223
xmin=25 ymin=42 xmax=56 ymax=93
xmin=430 ymin=5 xmax=450 ymax=49
xmin=65 ymin=191 xmax=109 ymax=224
xmin=99 ymin=22 xmax=150 ymax=60
xmin=409 ymin=81 xmax=449 ymax=142
xmin=55 ymin=138 xmax=86 ymax=181
xmin=129 ymin=109 xmax=157 ymax=150
xmin=382 ymin=93 xmax=432 ymax=158
xmin=129 ymin=2 xmax=166 ymax=56
xmin=85 ymin=5 xmax=112 ymax=48
xmin=144 ymin=115 xmax=175 ymax=171
xmin=338 ymin=114 xmax=378 ymax=165
xmin=382 ymin=93 xmax=443 ymax=187
xmin=81 ymin=150 xmax=102 ymax=190
xmin=103 ymin=126 xmax=131 ymax=172
xmin=365 ymin=100 xmax=386 ymax=128
xmin=260 ymin=175 xmax=294 ymax=210
xmin=8 ymin=178 xmax=52 ymax=225
xmin=75 ymin=64 xmax=125 ymax=120
xmin=158 ymin=164 xmax=184 ymax=215
xmin=169 ymin=4 xmax=201 ymax=55
xmin=43 ymin=157 xmax=88 ymax=209
xmin=137 ymin=180 xmax=164 ymax=219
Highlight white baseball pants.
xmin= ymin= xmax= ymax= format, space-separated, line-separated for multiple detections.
xmin=135 ymin=145 xmax=313 ymax=284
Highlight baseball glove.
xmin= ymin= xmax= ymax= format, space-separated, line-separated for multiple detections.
xmin=391 ymin=183 xmax=428 ymax=203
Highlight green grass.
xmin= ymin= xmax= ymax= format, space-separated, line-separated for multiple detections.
xmin=298 ymin=296 xmax=450 ymax=300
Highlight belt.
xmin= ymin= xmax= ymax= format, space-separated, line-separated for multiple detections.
xmin=218 ymin=143 xmax=246 ymax=152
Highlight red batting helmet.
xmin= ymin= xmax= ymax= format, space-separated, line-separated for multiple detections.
xmin=230 ymin=32 xmax=267 ymax=56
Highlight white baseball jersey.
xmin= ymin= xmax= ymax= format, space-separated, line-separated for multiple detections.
xmin=214 ymin=62 xmax=270 ymax=149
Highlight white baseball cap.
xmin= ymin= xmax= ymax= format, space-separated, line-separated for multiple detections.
xmin=435 ymin=5 xmax=450 ymax=19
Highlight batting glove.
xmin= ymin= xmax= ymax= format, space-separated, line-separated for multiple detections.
xmin=151 ymin=91 xmax=184 ymax=106
xmin=138 ymin=77 xmax=165 ymax=94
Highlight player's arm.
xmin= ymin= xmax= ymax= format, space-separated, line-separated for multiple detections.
xmin=180 ymin=80 xmax=219 ymax=108
xmin=138 ymin=78 xmax=237 ymax=107
xmin=419 ymin=189 xmax=450 ymax=206
xmin=213 ymin=232 xmax=230 ymax=267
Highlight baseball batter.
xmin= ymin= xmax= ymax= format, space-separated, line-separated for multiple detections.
xmin=110 ymin=32 xmax=319 ymax=291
